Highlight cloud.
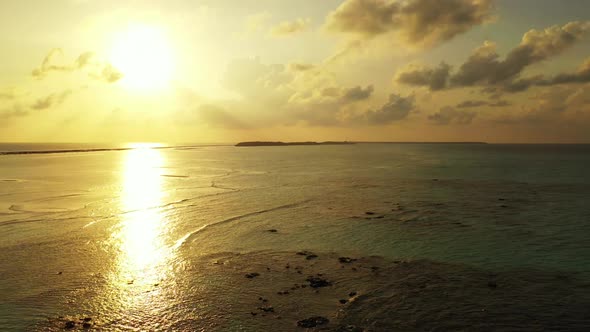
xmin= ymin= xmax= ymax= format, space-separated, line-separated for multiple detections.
xmin=214 ymin=58 xmax=417 ymax=128
xmin=1 ymin=90 xmax=72 ymax=120
xmin=0 ymin=88 xmax=19 ymax=100
xmin=32 ymin=49 xmax=123 ymax=83
xmin=429 ymin=106 xmax=476 ymax=125
xmin=364 ymin=93 xmax=415 ymax=124
xmin=342 ymin=85 xmax=374 ymax=101
xmin=0 ymin=105 xmax=28 ymax=119
xmin=542 ymin=57 xmax=590 ymax=85
xmin=288 ymin=62 xmax=316 ymax=72
xmin=30 ymin=90 xmax=72 ymax=111
xmin=325 ymin=0 xmax=494 ymax=47
xmin=98 ymin=64 xmax=124 ymax=83
xmin=456 ymin=99 xmax=511 ymax=108
xmin=395 ymin=21 xmax=590 ymax=92
xmin=452 ymin=22 xmax=590 ymax=87
xmin=395 ymin=62 xmax=451 ymax=90
xmin=270 ymin=18 xmax=310 ymax=37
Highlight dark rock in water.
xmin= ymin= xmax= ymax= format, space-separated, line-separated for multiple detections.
xmin=339 ymin=257 xmax=357 ymax=264
xmin=375 ymin=215 xmax=385 ymax=219
xmin=339 ymin=299 xmax=348 ymax=304
xmin=57 ymin=271 xmax=62 ymax=275
xmin=348 ymin=291 xmax=357 ymax=297
xmin=245 ymin=272 xmax=260 ymax=279
xmin=82 ymin=322 xmax=92 ymax=329
xmin=297 ymin=251 xmax=319 ymax=260
xmin=250 ymin=312 xmax=257 ymax=316
xmin=306 ymin=276 xmax=332 ymax=288
xmin=297 ymin=316 xmax=329 ymax=328
xmin=258 ymin=306 xmax=275 ymax=313
xmin=488 ymin=281 xmax=498 ymax=288
xmin=498 ymin=198 xmax=506 ymax=201
xmin=365 ymin=211 xmax=375 ymax=215
xmin=64 ymin=321 xmax=76 ymax=329
xmin=83 ymin=317 xmax=91 ymax=322
xmin=267 ymin=229 xmax=278 ymax=233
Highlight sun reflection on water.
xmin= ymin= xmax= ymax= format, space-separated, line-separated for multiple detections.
xmin=114 ymin=145 xmax=170 ymax=287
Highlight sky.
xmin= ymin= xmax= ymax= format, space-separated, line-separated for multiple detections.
xmin=1 ymin=0 xmax=589 ymax=143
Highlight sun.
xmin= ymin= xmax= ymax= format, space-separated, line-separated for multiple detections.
xmin=109 ymin=24 xmax=175 ymax=91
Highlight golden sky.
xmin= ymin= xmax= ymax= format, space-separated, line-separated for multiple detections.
xmin=1 ymin=0 xmax=590 ymax=143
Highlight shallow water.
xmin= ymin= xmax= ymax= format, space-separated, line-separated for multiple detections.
xmin=1 ymin=143 xmax=589 ymax=330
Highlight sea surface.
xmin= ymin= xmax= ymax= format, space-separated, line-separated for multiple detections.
xmin=1 ymin=143 xmax=589 ymax=331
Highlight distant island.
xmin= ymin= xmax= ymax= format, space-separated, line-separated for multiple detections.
xmin=235 ymin=141 xmax=355 ymax=147
xmin=235 ymin=141 xmax=487 ymax=147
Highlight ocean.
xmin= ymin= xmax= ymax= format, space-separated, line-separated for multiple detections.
xmin=1 ymin=143 xmax=589 ymax=331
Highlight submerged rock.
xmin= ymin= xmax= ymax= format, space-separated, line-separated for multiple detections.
xmin=258 ymin=306 xmax=275 ymax=313
xmin=306 ymin=276 xmax=332 ymax=288
xmin=245 ymin=272 xmax=260 ymax=279
xmin=64 ymin=320 xmax=76 ymax=329
xmin=339 ymin=257 xmax=357 ymax=264
xmin=297 ymin=316 xmax=329 ymax=328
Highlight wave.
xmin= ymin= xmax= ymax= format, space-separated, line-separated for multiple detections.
xmin=173 ymin=200 xmax=311 ymax=249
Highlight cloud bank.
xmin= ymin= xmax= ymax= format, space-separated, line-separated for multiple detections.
xmin=325 ymin=0 xmax=494 ymax=47
xmin=396 ymin=21 xmax=590 ymax=92
xmin=32 ymin=49 xmax=123 ymax=83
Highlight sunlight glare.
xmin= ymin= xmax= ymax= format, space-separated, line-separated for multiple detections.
xmin=109 ymin=25 xmax=175 ymax=91
xmin=115 ymin=145 xmax=169 ymax=287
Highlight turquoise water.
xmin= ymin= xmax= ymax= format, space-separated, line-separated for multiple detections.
xmin=1 ymin=143 xmax=589 ymax=330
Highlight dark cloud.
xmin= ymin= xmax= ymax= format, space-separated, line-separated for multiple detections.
xmin=456 ymin=99 xmax=511 ymax=108
xmin=100 ymin=64 xmax=124 ymax=83
xmin=30 ymin=90 xmax=72 ymax=111
xmin=31 ymin=48 xmax=70 ymax=79
xmin=325 ymin=0 xmax=494 ymax=47
xmin=288 ymin=63 xmax=316 ymax=72
xmin=452 ymin=22 xmax=590 ymax=87
xmin=365 ymin=93 xmax=415 ymax=124
xmin=396 ymin=62 xmax=451 ymax=90
xmin=270 ymin=18 xmax=310 ymax=37
xmin=429 ymin=106 xmax=476 ymax=125
xmin=342 ymin=85 xmax=374 ymax=101
xmin=32 ymin=49 xmax=123 ymax=83
xmin=543 ymin=58 xmax=590 ymax=85
xmin=395 ymin=21 xmax=590 ymax=92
